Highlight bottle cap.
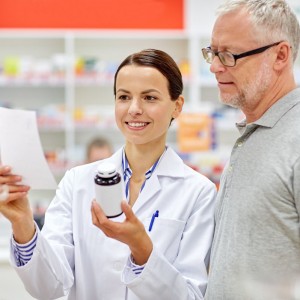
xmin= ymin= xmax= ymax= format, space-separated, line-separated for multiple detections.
xmin=96 ymin=162 xmax=117 ymax=178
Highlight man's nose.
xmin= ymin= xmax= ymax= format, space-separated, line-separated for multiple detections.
xmin=210 ymin=55 xmax=226 ymax=74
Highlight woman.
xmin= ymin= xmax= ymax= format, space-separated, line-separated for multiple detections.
xmin=0 ymin=49 xmax=216 ymax=299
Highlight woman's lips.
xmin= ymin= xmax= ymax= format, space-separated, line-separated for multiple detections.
xmin=126 ymin=122 xmax=149 ymax=129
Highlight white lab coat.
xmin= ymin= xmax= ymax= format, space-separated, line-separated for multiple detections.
xmin=10 ymin=147 xmax=216 ymax=300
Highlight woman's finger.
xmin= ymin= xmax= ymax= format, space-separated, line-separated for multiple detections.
xmin=91 ymin=200 xmax=111 ymax=226
xmin=0 ymin=174 xmax=23 ymax=185
xmin=0 ymin=185 xmax=9 ymax=202
xmin=121 ymin=201 xmax=135 ymax=221
xmin=0 ymin=165 xmax=11 ymax=175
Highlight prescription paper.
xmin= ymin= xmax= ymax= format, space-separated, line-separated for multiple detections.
xmin=0 ymin=107 xmax=57 ymax=189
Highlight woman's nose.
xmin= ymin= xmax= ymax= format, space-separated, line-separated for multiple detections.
xmin=128 ymin=99 xmax=143 ymax=116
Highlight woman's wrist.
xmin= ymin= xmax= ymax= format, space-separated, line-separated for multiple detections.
xmin=130 ymin=235 xmax=153 ymax=265
xmin=12 ymin=218 xmax=36 ymax=244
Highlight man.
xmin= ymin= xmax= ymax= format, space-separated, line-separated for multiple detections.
xmin=85 ymin=137 xmax=113 ymax=163
xmin=202 ymin=1 xmax=300 ymax=299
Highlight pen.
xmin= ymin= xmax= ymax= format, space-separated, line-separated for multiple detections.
xmin=148 ymin=210 xmax=159 ymax=232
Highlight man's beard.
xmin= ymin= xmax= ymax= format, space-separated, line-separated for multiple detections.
xmin=219 ymin=61 xmax=272 ymax=110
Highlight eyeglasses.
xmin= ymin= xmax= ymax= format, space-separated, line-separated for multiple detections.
xmin=202 ymin=41 xmax=282 ymax=67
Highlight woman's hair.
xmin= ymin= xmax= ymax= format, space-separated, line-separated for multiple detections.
xmin=113 ymin=48 xmax=183 ymax=101
xmin=216 ymin=0 xmax=300 ymax=62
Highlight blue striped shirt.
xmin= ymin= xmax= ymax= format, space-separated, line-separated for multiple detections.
xmin=122 ymin=147 xmax=163 ymax=200
xmin=12 ymin=147 xmax=165 ymax=273
xmin=12 ymin=228 xmax=38 ymax=267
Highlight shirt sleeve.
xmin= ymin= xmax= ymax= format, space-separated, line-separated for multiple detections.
xmin=11 ymin=224 xmax=38 ymax=267
xmin=123 ymin=255 xmax=146 ymax=282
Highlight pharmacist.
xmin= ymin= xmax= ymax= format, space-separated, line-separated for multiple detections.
xmin=0 ymin=49 xmax=216 ymax=300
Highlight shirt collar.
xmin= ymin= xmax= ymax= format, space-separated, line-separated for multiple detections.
xmin=236 ymin=88 xmax=300 ymax=134
xmin=121 ymin=147 xmax=167 ymax=199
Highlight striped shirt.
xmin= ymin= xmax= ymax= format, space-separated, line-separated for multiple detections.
xmin=12 ymin=147 xmax=165 ymax=274
xmin=11 ymin=229 xmax=38 ymax=267
xmin=122 ymin=147 xmax=163 ymax=200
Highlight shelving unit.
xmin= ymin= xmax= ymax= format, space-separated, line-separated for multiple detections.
xmin=0 ymin=29 xmax=233 ymax=170
xmin=1 ymin=0 xmax=299 ymax=265
xmin=3 ymin=26 xmax=300 ymax=193
xmin=0 ymin=30 xmax=205 ymax=260
xmin=71 ymin=30 xmax=193 ymax=162
xmin=0 ymin=32 xmax=247 ymax=227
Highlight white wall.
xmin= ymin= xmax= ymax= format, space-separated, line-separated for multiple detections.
xmin=185 ymin=0 xmax=300 ymax=36
xmin=185 ymin=0 xmax=222 ymax=36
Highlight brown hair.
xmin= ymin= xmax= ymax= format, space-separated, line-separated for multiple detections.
xmin=113 ymin=49 xmax=183 ymax=101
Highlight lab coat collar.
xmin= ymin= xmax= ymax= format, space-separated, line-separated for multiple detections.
xmin=107 ymin=147 xmax=185 ymax=212
xmin=108 ymin=146 xmax=185 ymax=178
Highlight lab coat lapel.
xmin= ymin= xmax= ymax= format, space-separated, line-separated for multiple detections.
xmin=133 ymin=173 xmax=161 ymax=213
xmin=106 ymin=148 xmax=124 ymax=173
xmin=133 ymin=147 xmax=185 ymax=213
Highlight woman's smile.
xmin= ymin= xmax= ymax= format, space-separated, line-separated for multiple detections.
xmin=126 ymin=121 xmax=150 ymax=129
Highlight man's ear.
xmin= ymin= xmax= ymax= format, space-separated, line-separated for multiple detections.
xmin=274 ymin=42 xmax=291 ymax=71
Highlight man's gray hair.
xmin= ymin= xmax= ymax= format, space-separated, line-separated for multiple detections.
xmin=216 ymin=0 xmax=300 ymax=62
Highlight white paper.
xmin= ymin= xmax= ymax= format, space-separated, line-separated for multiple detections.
xmin=0 ymin=107 xmax=57 ymax=189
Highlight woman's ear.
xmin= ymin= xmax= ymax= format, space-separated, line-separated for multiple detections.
xmin=172 ymin=95 xmax=184 ymax=119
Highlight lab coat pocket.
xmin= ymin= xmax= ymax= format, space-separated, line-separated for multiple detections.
xmin=145 ymin=218 xmax=185 ymax=263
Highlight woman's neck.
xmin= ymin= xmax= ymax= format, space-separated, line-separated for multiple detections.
xmin=125 ymin=142 xmax=166 ymax=177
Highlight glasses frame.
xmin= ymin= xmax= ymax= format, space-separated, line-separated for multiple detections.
xmin=202 ymin=41 xmax=282 ymax=67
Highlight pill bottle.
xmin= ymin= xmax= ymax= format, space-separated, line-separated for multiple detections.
xmin=94 ymin=162 xmax=123 ymax=218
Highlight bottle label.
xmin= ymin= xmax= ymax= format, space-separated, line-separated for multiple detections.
xmin=95 ymin=181 xmax=123 ymax=218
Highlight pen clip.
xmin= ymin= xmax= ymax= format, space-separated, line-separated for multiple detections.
xmin=148 ymin=210 xmax=159 ymax=232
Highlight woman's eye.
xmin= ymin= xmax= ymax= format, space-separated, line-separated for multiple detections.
xmin=118 ymin=95 xmax=129 ymax=101
xmin=145 ymin=95 xmax=156 ymax=101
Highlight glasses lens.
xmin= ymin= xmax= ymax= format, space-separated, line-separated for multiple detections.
xmin=218 ymin=51 xmax=235 ymax=67
xmin=202 ymin=48 xmax=214 ymax=64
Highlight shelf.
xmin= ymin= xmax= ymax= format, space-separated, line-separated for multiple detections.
xmin=0 ymin=76 xmax=65 ymax=87
xmin=0 ymin=29 xmax=247 ymax=175
xmin=0 ymin=0 xmax=273 ymax=259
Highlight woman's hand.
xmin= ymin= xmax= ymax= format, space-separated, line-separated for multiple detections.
xmin=91 ymin=200 xmax=153 ymax=265
xmin=0 ymin=165 xmax=35 ymax=243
